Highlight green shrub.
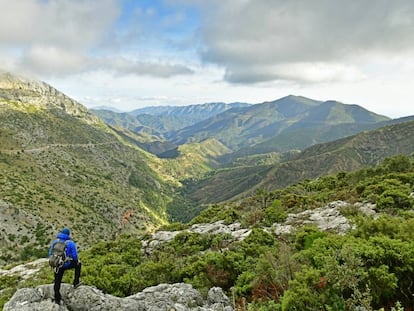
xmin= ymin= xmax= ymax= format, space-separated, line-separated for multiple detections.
xmin=263 ymin=199 xmax=287 ymax=225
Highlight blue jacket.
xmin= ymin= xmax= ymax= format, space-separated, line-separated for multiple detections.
xmin=48 ymin=232 xmax=78 ymax=269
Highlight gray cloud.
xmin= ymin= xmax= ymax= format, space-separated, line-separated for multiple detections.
xmin=0 ymin=0 xmax=120 ymax=76
xmin=15 ymin=52 xmax=194 ymax=78
xmin=0 ymin=0 xmax=193 ymax=79
xmin=96 ymin=57 xmax=194 ymax=78
xmin=223 ymin=62 xmax=366 ymax=84
xmin=0 ymin=0 xmax=120 ymax=49
xmin=195 ymin=0 xmax=414 ymax=83
xmin=21 ymin=45 xmax=88 ymax=75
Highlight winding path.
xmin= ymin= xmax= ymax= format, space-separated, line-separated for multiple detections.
xmin=0 ymin=141 xmax=118 ymax=154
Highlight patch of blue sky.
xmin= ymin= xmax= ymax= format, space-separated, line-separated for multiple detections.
xmin=116 ymin=0 xmax=200 ymax=46
xmin=105 ymin=0 xmax=200 ymax=64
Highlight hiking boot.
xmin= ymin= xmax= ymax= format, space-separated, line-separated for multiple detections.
xmin=73 ymin=281 xmax=83 ymax=289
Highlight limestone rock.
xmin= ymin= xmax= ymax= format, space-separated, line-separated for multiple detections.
xmin=142 ymin=221 xmax=251 ymax=254
xmin=143 ymin=201 xmax=378 ymax=254
xmin=273 ymin=200 xmax=377 ymax=235
xmin=354 ymin=202 xmax=377 ymax=217
xmin=0 ymin=258 xmax=48 ymax=280
xmin=0 ymin=72 xmax=99 ymax=124
xmin=4 ymin=283 xmax=233 ymax=311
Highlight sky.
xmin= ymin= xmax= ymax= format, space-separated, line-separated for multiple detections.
xmin=1 ymin=0 xmax=414 ymax=118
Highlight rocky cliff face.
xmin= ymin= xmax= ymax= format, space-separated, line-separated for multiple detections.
xmin=4 ymin=283 xmax=232 ymax=311
xmin=0 ymin=72 xmax=98 ymax=123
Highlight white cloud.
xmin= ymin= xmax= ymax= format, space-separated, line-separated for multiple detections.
xmin=0 ymin=0 xmax=196 ymax=79
xmin=22 ymin=45 xmax=87 ymax=75
xmin=224 ymin=62 xmax=366 ymax=84
xmin=0 ymin=0 xmax=120 ymax=76
xmin=0 ymin=0 xmax=119 ymax=49
xmin=195 ymin=0 xmax=414 ymax=84
xmin=96 ymin=57 xmax=194 ymax=78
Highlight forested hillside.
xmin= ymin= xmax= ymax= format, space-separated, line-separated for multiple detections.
xmin=92 ymin=102 xmax=251 ymax=140
xmin=185 ymin=120 xmax=414 ymax=207
xmin=168 ymin=95 xmax=389 ymax=151
xmin=93 ymin=95 xmax=391 ymax=159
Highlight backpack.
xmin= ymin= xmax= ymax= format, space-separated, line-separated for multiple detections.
xmin=49 ymin=240 xmax=69 ymax=272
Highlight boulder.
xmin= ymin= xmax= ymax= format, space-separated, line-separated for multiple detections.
xmin=272 ymin=200 xmax=377 ymax=235
xmin=4 ymin=283 xmax=233 ymax=311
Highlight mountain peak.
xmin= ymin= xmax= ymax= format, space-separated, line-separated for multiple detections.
xmin=0 ymin=72 xmax=62 ymax=99
xmin=0 ymin=71 xmax=42 ymax=88
xmin=277 ymin=95 xmax=322 ymax=105
xmin=0 ymin=72 xmax=97 ymax=122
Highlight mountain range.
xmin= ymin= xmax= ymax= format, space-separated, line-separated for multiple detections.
xmin=92 ymin=95 xmax=390 ymax=159
xmin=1 ymin=71 xmax=414 ymax=264
xmin=92 ymin=89 xmax=414 ymax=218
xmin=91 ymin=102 xmax=250 ymax=145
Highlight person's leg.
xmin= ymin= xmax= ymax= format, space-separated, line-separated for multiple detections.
xmin=66 ymin=260 xmax=82 ymax=286
xmin=73 ymin=261 xmax=81 ymax=286
xmin=54 ymin=268 xmax=65 ymax=304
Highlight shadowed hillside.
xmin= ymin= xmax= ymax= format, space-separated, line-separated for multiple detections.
xmin=185 ymin=120 xmax=414 ymax=204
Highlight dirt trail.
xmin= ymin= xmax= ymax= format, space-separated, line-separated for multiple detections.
xmin=0 ymin=141 xmax=118 ymax=154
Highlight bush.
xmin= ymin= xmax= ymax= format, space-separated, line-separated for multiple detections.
xmin=248 ymin=299 xmax=282 ymax=311
xmin=263 ymin=199 xmax=287 ymax=225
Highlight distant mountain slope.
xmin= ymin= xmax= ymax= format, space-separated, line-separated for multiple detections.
xmin=291 ymin=100 xmax=387 ymax=127
xmin=223 ymin=115 xmax=414 ymax=163
xmin=251 ymin=119 xmax=414 ymax=196
xmin=170 ymin=95 xmax=389 ymax=151
xmin=129 ymin=102 xmax=251 ymax=118
xmin=90 ymin=105 xmax=123 ymax=112
xmin=93 ymin=96 xmax=390 ymax=161
xmin=0 ymin=73 xmax=178 ymax=265
xmin=161 ymin=138 xmax=231 ymax=180
xmin=92 ymin=102 xmax=251 ymax=139
xmin=185 ymin=119 xmax=414 ymax=204
xmin=89 ymin=110 xmax=167 ymax=138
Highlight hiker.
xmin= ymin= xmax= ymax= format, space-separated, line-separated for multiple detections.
xmin=48 ymin=227 xmax=82 ymax=305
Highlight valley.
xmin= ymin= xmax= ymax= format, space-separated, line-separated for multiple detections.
xmin=1 ymin=72 xmax=414 ymax=310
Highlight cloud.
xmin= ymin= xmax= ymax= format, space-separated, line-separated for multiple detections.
xmin=195 ymin=0 xmax=414 ymax=84
xmin=100 ymin=57 xmax=194 ymax=78
xmin=21 ymin=45 xmax=88 ymax=75
xmin=0 ymin=0 xmax=120 ymax=76
xmin=0 ymin=0 xmax=193 ymax=79
xmin=0 ymin=0 xmax=120 ymax=49
xmin=225 ymin=62 xmax=366 ymax=84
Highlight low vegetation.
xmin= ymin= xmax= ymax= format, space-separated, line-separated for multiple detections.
xmin=2 ymin=155 xmax=414 ymax=310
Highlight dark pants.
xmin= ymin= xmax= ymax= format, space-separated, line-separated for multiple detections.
xmin=54 ymin=261 xmax=81 ymax=304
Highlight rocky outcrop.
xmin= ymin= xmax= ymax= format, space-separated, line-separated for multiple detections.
xmin=273 ymin=200 xmax=377 ymax=235
xmin=0 ymin=258 xmax=47 ymax=280
xmin=142 ymin=221 xmax=251 ymax=254
xmin=0 ymin=72 xmax=99 ymax=123
xmin=143 ymin=201 xmax=378 ymax=254
xmin=4 ymin=283 xmax=233 ymax=311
